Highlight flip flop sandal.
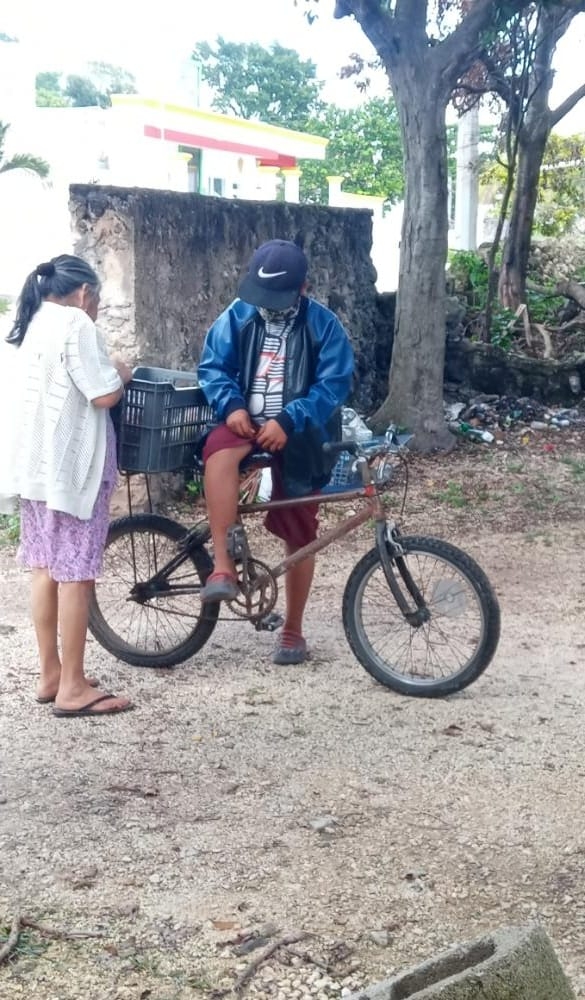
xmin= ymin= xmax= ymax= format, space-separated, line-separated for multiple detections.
xmin=52 ymin=694 xmax=134 ymax=718
xmin=36 ymin=676 xmax=99 ymax=704
xmin=200 ymin=572 xmax=239 ymax=603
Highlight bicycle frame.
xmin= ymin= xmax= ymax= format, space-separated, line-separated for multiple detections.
xmin=124 ymin=443 xmax=427 ymax=623
xmin=237 ymin=483 xmax=385 ymax=578
xmin=92 ymin=442 xmax=500 ymax=692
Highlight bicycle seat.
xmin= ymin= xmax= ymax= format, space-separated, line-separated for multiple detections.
xmin=240 ymin=450 xmax=275 ymax=470
xmin=191 ymin=449 xmax=275 ymax=478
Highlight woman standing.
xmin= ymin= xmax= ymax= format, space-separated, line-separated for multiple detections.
xmin=0 ymin=254 xmax=133 ymax=717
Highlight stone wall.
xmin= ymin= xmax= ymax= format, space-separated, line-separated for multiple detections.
xmin=69 ymin=188 xmax=136 ymax=360
xmin=70 ymin=185 xmax=383 ymax=411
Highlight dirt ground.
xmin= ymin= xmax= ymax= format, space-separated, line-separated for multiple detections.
xmin=2 ymin=430 xmax=585 ymax=999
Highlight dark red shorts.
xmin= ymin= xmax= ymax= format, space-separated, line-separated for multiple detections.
xmin=202 ymin=424 xmax=319 ymax=551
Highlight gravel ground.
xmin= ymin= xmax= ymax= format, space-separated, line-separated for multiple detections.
xmin=2 ymin=438 xmax=585 ymax=999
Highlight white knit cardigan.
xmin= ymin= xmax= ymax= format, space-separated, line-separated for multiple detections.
xmin=0 ymin=302 xmax=122 ymax=520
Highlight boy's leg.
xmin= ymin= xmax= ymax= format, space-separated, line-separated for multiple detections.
xmin=272 ymin=548 xmax=315 ymax=663
xmin=204 ymin=444 xmax=252 ymax=576
xmin=283 ymin=549 xmax=315 ymax=637
xmin=265 ymin=468 xmax=319 ymax=664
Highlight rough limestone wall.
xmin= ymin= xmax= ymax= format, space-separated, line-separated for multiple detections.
xmin=69 ymin=189 xmax=136 ymax=359
xmin=69 ymin=184 xmax=381 ymax=411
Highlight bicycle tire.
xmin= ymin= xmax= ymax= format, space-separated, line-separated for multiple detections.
xmin=342 ymin=535 xmax=500 ymax=697
xmin=88 ymin=513 xmax=219 ymax=668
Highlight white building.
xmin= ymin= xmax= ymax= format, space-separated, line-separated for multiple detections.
xmin=0 ymin=38 xmax=329 ymax=296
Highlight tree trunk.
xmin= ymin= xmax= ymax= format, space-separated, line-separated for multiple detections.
xmin=370 ymin=69 xmax=453 ymax=451
xmin=499 ymin=129 xmax=548 ymax=309
xmin=498 ymin=8 xmax=573 ymax=310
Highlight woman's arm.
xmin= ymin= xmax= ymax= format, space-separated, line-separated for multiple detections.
xmin=93 ymin=359 xmax=133 ymax=409
xmin=64 ymin=310 xmax=126 ymax=406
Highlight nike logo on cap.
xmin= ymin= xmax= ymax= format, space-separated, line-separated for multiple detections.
xmin=258 ymin=266 xmax=287 ymax=279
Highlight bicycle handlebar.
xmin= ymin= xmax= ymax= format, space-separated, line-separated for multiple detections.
xmin=322 ymin=440 xmax=359 ymax=457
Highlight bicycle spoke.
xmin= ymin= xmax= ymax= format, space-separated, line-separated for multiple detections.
xmin=94 ymin=527 xmax=207 ymax=653
xmin=353 ymin=552 xmax=485 ymax=685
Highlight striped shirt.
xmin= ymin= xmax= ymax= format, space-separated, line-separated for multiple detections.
xmin=247 ymin=304 xmax=299 ymax=424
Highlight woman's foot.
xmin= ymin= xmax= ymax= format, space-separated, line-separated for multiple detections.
xmin=53 ymin=691 xmax=134 ymax=718
xmin=53 ymin=684 xmax=132 ymax=715
xmin=36 ymin=674 xmax=99 ymax=703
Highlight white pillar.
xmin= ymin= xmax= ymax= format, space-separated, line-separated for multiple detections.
xmin=454 ymin=106 xmax=479 ymax=251
xmin=282 ymin=167 xmax=301 ymax=203
xmin=327 ymin=174 xmax=344 ymax=206
xmin=169 ymin=151 xmax=191 ymax=192
xmin=256 ymin=166 xmax=280 ymax=201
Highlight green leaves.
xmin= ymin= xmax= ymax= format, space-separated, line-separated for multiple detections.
xmin=34 ymin=63 xmax=137 ymax=109
xmin=534 ymin=133 xmax=585 ymax=237
xmin=193 ymin=36 xmax=404 ymax=205
xmin=299 ymin=97 xmax=404 ymax=205
xmin=481 ymin=131 xmax=585 ymax=239
xmin=193 ymin=37 xmax=324 ymax=128
xmin=0 ymin=121 xmax=49 ymax=178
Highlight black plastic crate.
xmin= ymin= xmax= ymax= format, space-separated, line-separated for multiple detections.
xmin=116 ymin=366 xmax=215 ymax=473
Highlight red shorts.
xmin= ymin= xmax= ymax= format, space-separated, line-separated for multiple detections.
xmin=202 ymin=424 xmax=319 ymax=551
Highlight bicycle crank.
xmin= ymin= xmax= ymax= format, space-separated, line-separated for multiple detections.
xmin=228 ymin=557 xmax=278 ymax=622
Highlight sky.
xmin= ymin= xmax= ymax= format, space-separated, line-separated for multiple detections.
xmin=3 ymin=0 xmax=585 ymax=128
xmin=4 ymin=0 xmax=377 ymax=106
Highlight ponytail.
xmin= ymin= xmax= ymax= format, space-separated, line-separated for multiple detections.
xmin=6 ymin=269 xmax=45 ymax=346
xmin=6 ymin=255 xmax=99 ymax=347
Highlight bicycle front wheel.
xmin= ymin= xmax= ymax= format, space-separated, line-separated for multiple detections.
xmin=342 ymin=535 xmax=500 ymax=697
xmin=89 ymin=514 xmax=219 ymax=668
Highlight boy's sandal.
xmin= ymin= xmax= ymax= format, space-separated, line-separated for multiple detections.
xmin=201 ymin=572 xmax=239 ymax=603
xmin=273 ymin=634 xmax=308 ymax=665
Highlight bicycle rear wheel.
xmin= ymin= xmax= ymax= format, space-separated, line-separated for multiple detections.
xmin=342 ymin=535 xmax=500 ymax=697
xmin=89 ymin=514 xmax=219 ymax=667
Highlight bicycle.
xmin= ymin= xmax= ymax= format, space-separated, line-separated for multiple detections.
xmin=90 ymin=394 xmax=501 ymax=697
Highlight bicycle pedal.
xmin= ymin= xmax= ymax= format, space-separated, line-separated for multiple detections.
xmin=226 ymin=524 xmax=249 ymax=560
xmin=254 ymin=611 xmax=284 ymax=633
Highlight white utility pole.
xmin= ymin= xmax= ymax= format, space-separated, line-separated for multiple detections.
xmin=453 ymin=105 xmax=480 ymax=250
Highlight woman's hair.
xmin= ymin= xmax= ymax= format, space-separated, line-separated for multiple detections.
xmin=6 ymin=254 xmax=100 ymax=346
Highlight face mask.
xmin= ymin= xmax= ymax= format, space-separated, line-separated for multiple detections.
xmin=258 ymin=301 xmax=300 ymax=325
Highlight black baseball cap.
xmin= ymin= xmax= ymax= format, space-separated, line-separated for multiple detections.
xmin=238 ymin=239 xmax=308 ymax=310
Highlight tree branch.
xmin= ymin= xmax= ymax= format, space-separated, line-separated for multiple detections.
xmin=0 ymin=915 xmax=20 ymax=965
xmin=551 ymin=82 xmax=585 ymax=127
xmin=333 ymin=0 xmax=402 ymax=68
xmin=212 ymin=932 xmax=310 ymax=998
xmin=477 ymin=50 xmax=513 ymax=105
xmin=555 ymin=0 xmax=585 ymax=10
xmin=395 ymin=0 xmax=426 ymax=32
xmin=527 ymin=279 xmax=585 ymax=310
xmin=439 ymin=0 xmax=529 ymax=86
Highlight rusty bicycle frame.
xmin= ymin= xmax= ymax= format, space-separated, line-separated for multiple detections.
xmin=169 ymin=441 xmax=428 ymax=626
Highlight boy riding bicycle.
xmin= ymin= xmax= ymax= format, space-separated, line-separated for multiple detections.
xmin=197 ymin=239 xmax=354 ymax=664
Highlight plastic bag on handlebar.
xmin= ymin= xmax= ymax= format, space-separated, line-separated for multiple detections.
xmin=341 ymin=407 xmax=373 ymax=444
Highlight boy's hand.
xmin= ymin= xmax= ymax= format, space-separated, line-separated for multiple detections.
xmin=226 ymin=409 xmax=257 ymax=439
xmin=256 ymin=419 xmax=288 ymax=452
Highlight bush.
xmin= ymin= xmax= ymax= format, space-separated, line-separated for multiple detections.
xmin=447 ymin=248 xmax=568 ymax=349
xmin=0 ymin=514 xmax=19 ymax=544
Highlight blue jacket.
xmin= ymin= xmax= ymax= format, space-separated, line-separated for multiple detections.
xmin=198 ymin=296 xmax=354 ymax=496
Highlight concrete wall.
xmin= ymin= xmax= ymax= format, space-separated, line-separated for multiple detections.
xmin=70 ymin=184 xmax=383 ymax=410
